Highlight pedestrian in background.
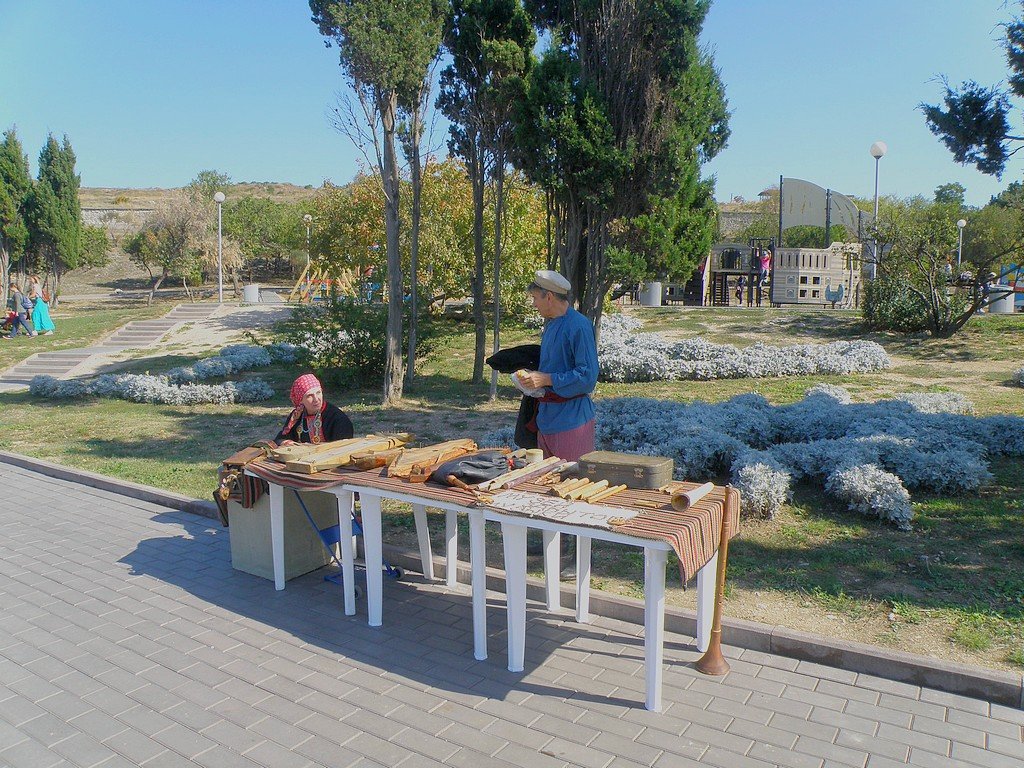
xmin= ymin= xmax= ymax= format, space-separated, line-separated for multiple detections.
xmin=3 ymin=284 xmax=37 ymax=339
xmin=28 ymin=276 xmax=55 ymax=335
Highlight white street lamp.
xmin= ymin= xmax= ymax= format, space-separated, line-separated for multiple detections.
xmin=303 ymin=213 xmax=313 ymax=268
xmin=956 ymin=218 xmax=967 ymax=266
xmin=868 ymin=141 xmax=887 ymax=279
xmin=214 ymin=191 xmax=226 ymax=303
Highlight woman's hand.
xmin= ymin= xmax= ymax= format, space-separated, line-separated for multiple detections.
xmin=279 ymin=439 xmax=298 ymax=447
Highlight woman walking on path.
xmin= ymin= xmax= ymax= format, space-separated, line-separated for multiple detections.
xmin=28 ymin=277 xmax=55 ymax=335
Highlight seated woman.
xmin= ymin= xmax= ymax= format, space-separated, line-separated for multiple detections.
xmin=275 ymin=373 xmax=354 ymax=446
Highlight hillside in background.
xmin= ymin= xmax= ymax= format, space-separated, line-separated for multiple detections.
xmin=79 ymin=181 xmax=321 ymax=210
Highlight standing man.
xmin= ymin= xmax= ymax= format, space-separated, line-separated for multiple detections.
xmin=517 ymin=270 xmax=598 ymax=462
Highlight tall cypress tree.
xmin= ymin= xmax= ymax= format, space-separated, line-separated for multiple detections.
xmin=0 ymin=128 xmax=33 ymax=302
xmin=31 ymin=134 xmax=82 ymax=303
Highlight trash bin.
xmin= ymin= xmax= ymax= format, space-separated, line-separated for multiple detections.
xmin=639 ymin=281 xmax=663 ymax=307
xmin=242 ymin=284 xmax=261 ymax=303
xmin=227 ymin=490 xmax=337 ymax=582
xmin=989 ymin=288 xmax=1015 ymax=314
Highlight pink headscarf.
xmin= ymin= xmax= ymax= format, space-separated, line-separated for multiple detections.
xmin=289 ymin=373 xmax=322 ymax=408
xmin=282 ymin=374 xmax=326 ymax=444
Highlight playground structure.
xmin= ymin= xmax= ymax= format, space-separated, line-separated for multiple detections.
xmin=287 ymin=263 xmax=366 ymax=303
xmin=700 ymin=240 xmax=862 ymax=308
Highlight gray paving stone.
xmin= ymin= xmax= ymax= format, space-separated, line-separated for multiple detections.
xmin=1 ymin=462 xmax=1017 ymax=768
xmin=949 ymin=741 xmax=1024 ymax=768
xmin=792 ymin=735 xmax=868 ymax=767
xmin=700 ymin=745 xmax=775 ymax=768
xmin=0 ymin=736 xmax=67 ymax=768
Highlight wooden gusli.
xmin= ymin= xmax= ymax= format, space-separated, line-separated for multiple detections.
xmin=283 ymin=434 xmax=412 ymax=474
xmin=385 ymin=439 xmax=478 ymax=480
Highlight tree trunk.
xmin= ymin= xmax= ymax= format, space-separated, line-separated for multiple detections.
xmin=50 ymin=249 xmax=62 ymax=308
xmin=380 ymin=91 xmax=405 ymax=405
xmin=0 ymin=242 xmax=9 ymax=308
xmin=489 ymin=158 xmax=505 ymax=402
xmin=405 ymin=117 xmax=422 ymax=389
xmin=148 ymin=270 xmax=167 ymax=306
xmin=471 ymin=154 xmax=486 ymax=385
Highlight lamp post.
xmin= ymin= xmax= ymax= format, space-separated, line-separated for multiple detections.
xmin=956 ymin=218 xmax=967 ymax=266
xmin=868 ymin=141 xmax=887 ymax=279
xmin=303 ymin=214 xmax=313 ymax=268
xmin=213 ymin=191 xmax=225 ymax=303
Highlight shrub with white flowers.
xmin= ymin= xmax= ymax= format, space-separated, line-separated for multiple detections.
xmin=480 ymin=385 xmax=1024 ymax=529
xmin=597 ymin=314 xmax=891 ymax=382
xmin=27 ymin=343 xmax=290 ymax=405
xmin=30 ymin=374 xmax=273 ymax=405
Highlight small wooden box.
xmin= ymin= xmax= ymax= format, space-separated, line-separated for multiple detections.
xmin=578 ymin=450 xmax=673 ymax=489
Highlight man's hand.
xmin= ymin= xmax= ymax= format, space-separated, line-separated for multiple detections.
xmin=517 ymin=370 xmax=552 ymax=389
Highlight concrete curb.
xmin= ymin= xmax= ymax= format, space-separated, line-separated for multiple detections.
xmin=1 ymin=450 xmax=1020 ymax=709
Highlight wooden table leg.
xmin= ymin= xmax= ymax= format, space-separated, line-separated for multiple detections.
xmin=542 ymin=530 xmax=560 ymax=611
xmin=469 ymin=513 xmax=487 ymax=660
xmin=412 ymin=503 xmax=434 ymax=581
xmin=360 ymin=494 xmax=384 ymax=628
xmin=502 ymin=522 xmax=528 ymax=673
xmin=576 ymin=535 xmax=591 ymax=623
xmin=445 ymin=510 xmax=458 ymax=587
xmin=644 ymin=547 xmax=667 ymax=712
xmin=337 ymin=491 xmax=356 ymax=616
xmin=269 ymin=483 xmax=285 ymax=591
xmin=695 ymin=550 xmax=718 ymax=652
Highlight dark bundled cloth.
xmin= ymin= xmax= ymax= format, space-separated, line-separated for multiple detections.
xmin=430 ymin=449 xmax=515 ymax=485
xmin=486 ymin=344 xmax=542 ymax=449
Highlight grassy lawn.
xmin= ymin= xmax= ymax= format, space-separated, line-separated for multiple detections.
xmin=1 ymin=303 xmax=1022 ymax=672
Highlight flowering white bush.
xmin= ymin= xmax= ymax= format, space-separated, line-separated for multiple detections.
xmin=28 ymin=343 xmax=288 ymax=405
xmin=825 ymin=464 xmax=913 ymax=529
xmin=164 ymin=343 xmax=296 ymax=384
xmin=481 ymin=384 xmax=1024 ymax=529
xmin=30 ymin=374 xmax=273 ymax=404
xmin=1013 ymin=366 xmax=1024 ymax=387
xmin=597 ymin=314 xmax=891 ymax=382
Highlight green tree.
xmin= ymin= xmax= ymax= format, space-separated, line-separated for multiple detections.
xmin=515 ymin=0 xmax=729 ymax=326
xmin=125 ymin=192 xmax=242 ymax=304
xmin=311 ymin=0 xmax=445 ymax=405
xmin=921 ymin=2 xmax=1024 ymax=177
xmin=439 ymin=0 xmax=535 ymax=389
xmin=0 ymin=128 xmax=33 ymax=301
xmin=867 ymin=198 xmax=1007 ymax=337
xmin=80 ymin=225 xmax=110 ymax=268
xmin=188 ymin=170 xmax=232 ymax=202
xmin=933 ymin=182 xmax=967 ymax=207
xmin=222 ymin=196 xmax=305 ymax=280
xmin=30 ymin=134 xmax=83 ymax=304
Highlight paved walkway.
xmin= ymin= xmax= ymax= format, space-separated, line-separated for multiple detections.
xmin=0 ymin=304 xmax=219 ymax=391
xmin=1 ymin=463 xmax=1021 ymax=768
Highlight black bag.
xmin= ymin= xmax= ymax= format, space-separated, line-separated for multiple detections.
xmin=430 ymin=450 xmax=515 ymax=485
xmin=486 ymin=344 xmax=543 ymax=450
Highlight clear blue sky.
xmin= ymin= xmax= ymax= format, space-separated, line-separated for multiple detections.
xmin=0 ymin=1 xmax=1018 ymax=206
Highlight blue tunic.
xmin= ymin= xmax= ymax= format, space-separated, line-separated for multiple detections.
xmin=536 ymin=307 xmax=598 ymax=435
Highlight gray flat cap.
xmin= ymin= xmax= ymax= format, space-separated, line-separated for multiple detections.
xmin=531 ymin=269 xmax=571 ymax=295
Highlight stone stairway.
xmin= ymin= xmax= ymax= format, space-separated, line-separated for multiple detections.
xmin=0 ymin=303 xmax=219 ymax=391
